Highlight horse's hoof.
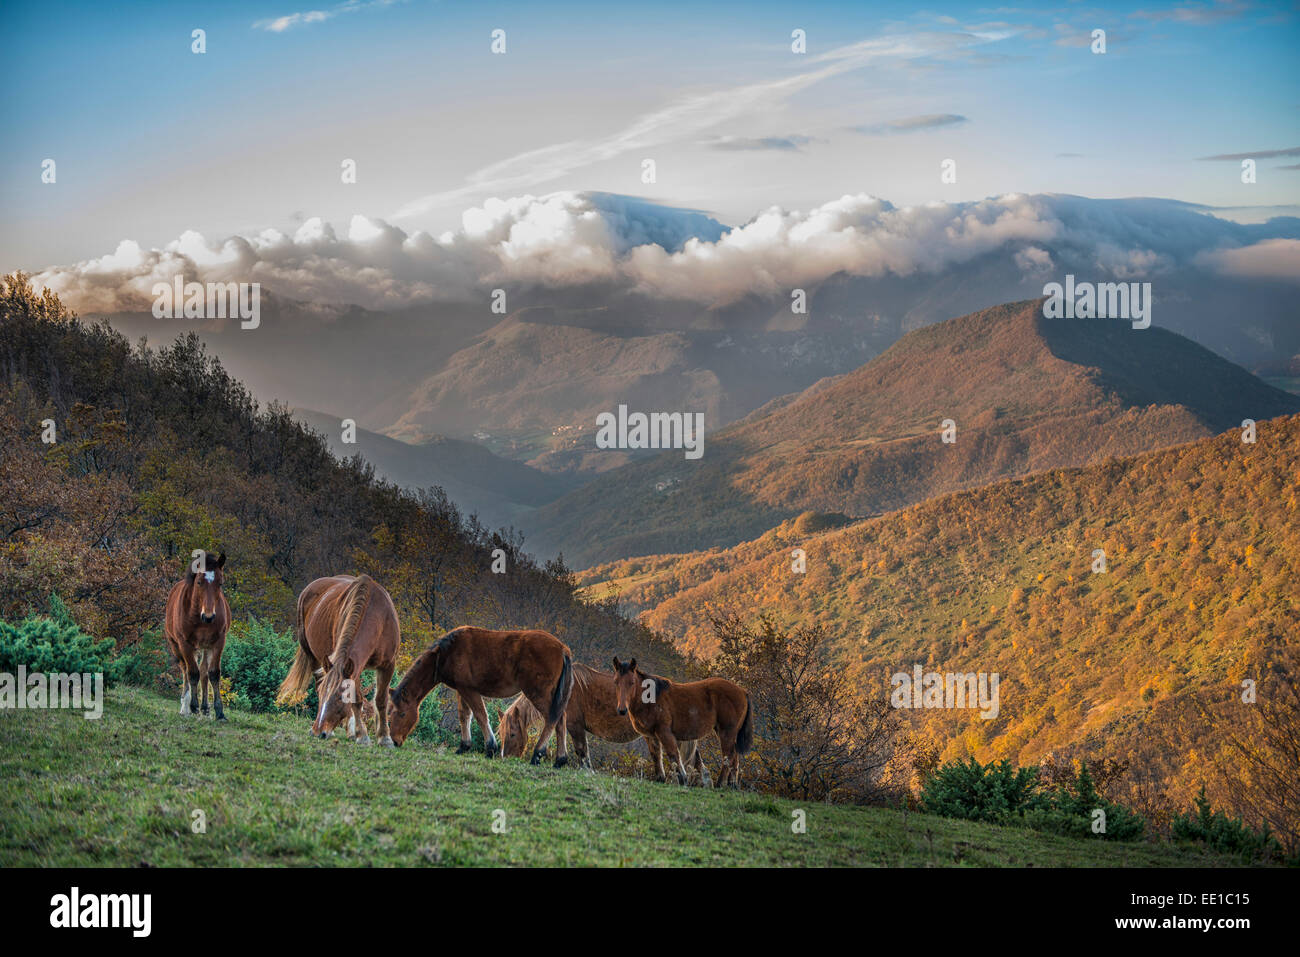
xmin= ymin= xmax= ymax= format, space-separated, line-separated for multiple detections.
xmin=529 ymin=752 xmax=542 ymax=766
xmin=216 ymin=714 xmax=227 ymax=723
xmin=484 ymin=741 xmax=498 ymax=758
xmin=553 ymin=755 xmax=568 ymax=769
xmin=379 ymin=736 xmax=395 ymax=748
xmin=455 ymin=743 xmax=472 ymax=755
xmin=655 ymin=775 xmax=666 ymax=784
xmin=356 ymin=735 xmax=372 ymax=745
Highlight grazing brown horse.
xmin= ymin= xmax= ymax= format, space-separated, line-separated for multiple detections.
xmin=275 ymin=574 xmax=400 ymax=745
xmin=497 ymin=664 xmax=707 ymax=780
xmin=164 ymin=551 xmax=231 ymax=720
xmin=611 ymin=658 xmax=753 ymax=787
xmin=388 ymin=626 xmax=574 ymax=766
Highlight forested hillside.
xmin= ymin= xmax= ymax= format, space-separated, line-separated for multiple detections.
xmin=0 ymin=274 xmax=684 ymax=679
xmin=581 ymin=415 xmax=1300 ymax=842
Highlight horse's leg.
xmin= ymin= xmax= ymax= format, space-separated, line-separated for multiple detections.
xmin=571 ymin=724 xmax=589 ymax=769
xmin=178 ymin=643 xmax=201 ymax=715
xmin=201 ymin=649 xmax=213 ymax=716
xmin=552 ymin=708 xmax=568 ymax=769
xmin=455 ymin=692 xmax=474 ymax=754
xmin=374 ymin=664 xmax=394 ymax=747
xmin=463 ymin=691 xmax=497 ymax=757
xmin=530 ymin=712 xmax=559 ymax=766
xmin=209 ymin=642 xmax=226 ymax=721
xmin=716 ymin=728 xmax=739 ymax=788
xmin=686 ymin=739 xmax=709 ymax=787
xmin=644 ymin=735 xmax=666 ymax=782
xmin=352 ymin=694 xmax=371 ymax=744
xmin=657 ymin=730 xmax=688 ymax=786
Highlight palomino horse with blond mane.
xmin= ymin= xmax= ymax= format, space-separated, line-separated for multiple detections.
xmin=276 ymin=574 xmax=400 ymax=745
xmin=497 ymin=663 xmax=707 ymax=781
xmin=164 ymin=551 xmax=230 ymax=720
xmin=387 ymin=626 xmax=574 ymax=766
xmin=611 ymin=657 xmax=753 ymax=787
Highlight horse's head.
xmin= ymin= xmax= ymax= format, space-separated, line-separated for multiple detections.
xmin=386 ymin=686 xmax=420 ymax=746
xmin=312 ymin=658 xmax=358 ymax=738
xmin=611 ymin=657 xmax=639 ymax=716
xmin=498 ymin=698 xmax=530 ymax=758
xmin=186 ymin=551 xmax=226 ymax=624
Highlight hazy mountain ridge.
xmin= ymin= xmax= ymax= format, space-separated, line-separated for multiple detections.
xmin=292 ymin=409 xmax=579 ymax=531
xmin=525 ymin=299 xmax=1300 ymax=566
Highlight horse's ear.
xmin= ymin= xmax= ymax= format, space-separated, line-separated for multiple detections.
xmin=342 ymin=658 xmax=355 ymax=679
xmin=612 ymin=657 xmax=622 ymax=672
xmin=216 ymin=552 xmax=226 ymax=568
xmin=629 ymin=658 xmax=636 ymax=671
xmin=654 ymin=677 xmax=670 ymax=697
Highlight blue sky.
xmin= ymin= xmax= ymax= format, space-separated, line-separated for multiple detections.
xmin=2 ymin=0 xmax=1297 ymax=271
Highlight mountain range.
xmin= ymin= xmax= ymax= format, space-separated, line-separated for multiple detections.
xmin=526 ymin=298 xmax=1300 ymax=566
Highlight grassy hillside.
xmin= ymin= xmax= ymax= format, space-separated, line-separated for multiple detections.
xmin=0 ymin=686 xmax=1243 ymax=868
xmin=530 ymin=299 xmax=1300 ymax=566
xmin=580 ymin=415 xmax=1300 ymax=830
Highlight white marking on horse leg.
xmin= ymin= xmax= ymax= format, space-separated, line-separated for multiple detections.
xmin=180 ymin=687 xmax=191 ymax=714
xmin=347 ymin=714 xmax=357 ymax=738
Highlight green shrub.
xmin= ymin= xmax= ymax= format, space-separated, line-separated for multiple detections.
xmin=0 ymin=599 xmax=119 ymax=680
xmin=221 ymin=617 xmax=302 ymax=713
xmin=921 ymin=757 xmax=1044 ymax=824
xmin=115 ymin=629 xmax=171 ymax=690
xmin=1026 ymin=763 xmax=1145 ymax=841
xmin=1171 ymin=786 xmax=1280 ymax=862
xmin=922 ymin=757 xmax=1145 ymax=841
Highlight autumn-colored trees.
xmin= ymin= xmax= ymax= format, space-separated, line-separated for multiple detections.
xmin=710 ymin=612 xmax=918 ymax=803
xmin=0 ymin=273 xmax=684 ymax=688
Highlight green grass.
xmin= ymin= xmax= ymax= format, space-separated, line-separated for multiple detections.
xmin=0 ymin=686 xmax=1243 ymax=868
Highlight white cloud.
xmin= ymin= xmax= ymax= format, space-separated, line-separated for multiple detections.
xmin=1195 ymin=239 xmax=1300 ymax=283
xmin=30 ymin=192 xmax=1298 ymax=313
xmin=253 ymin=0 xmax=400 ymax=33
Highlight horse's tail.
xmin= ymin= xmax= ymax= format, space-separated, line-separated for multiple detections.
xmin=736 ymin=693 xmax=754 ymax=755
xmin=276 ymin=589 xmax=316 ymax=707
xmin=276 ymin=644 xmax=315 ymax=707
xmin=548 ymin=652 xmax=573 ymax=725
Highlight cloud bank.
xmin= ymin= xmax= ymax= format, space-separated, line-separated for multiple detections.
xmin=31 ymin=192 xmax=1300 ymax=313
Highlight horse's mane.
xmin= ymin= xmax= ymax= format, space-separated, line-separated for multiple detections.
xmin=392 ymin=628 xmax=459 ymax=703
xmin=331 ymin=574 xmax=374 ymax=664
xmin=506 ymin=692 xmax=541 ymax=725
xmin=573 ymin=661 xmax=601 ymax=691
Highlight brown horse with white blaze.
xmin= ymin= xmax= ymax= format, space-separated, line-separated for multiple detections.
xmin=388 ymin=626 xmax=574 ymax=766
xmin=497 ymin=663 xmax=707 ymax=781
xmin=612 ymin=657 xmax=753 ymax=787
xmin=276 ymin=574 xmax=400 ymax=745
xmin=164 ymin=551 xmax=231 ymax=720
